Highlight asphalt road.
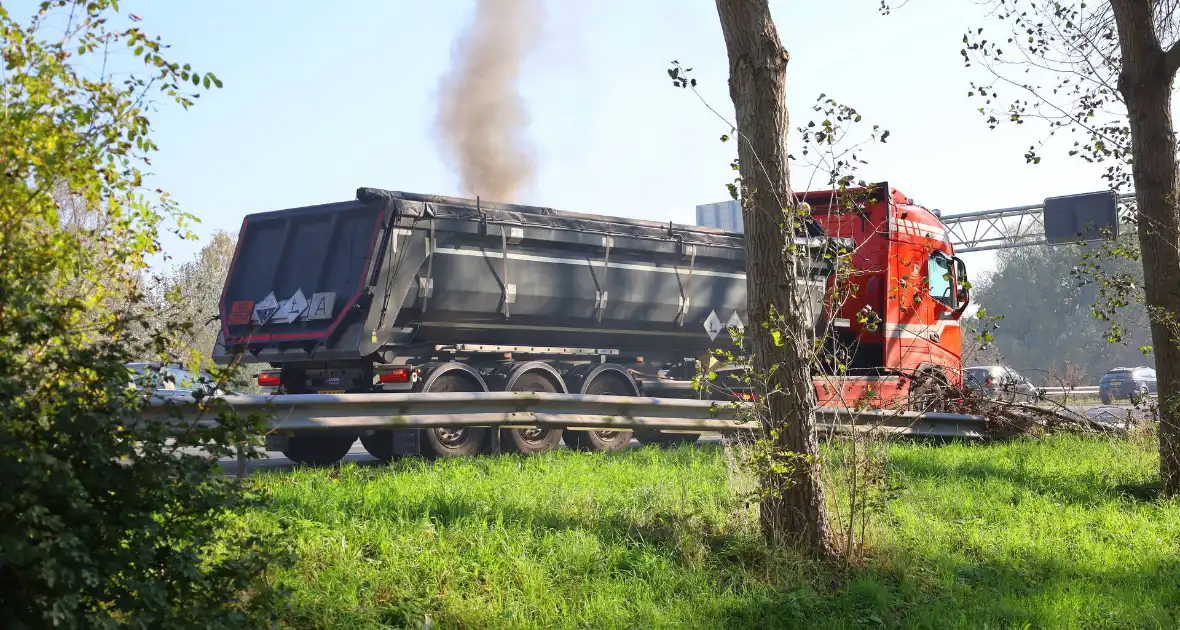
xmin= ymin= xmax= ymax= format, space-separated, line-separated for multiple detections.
xmin=215 ymin=400 xmax=1149 ymax=476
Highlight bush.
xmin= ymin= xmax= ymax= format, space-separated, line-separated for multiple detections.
xmin=0 ymin=2 xmax=290 ymax=627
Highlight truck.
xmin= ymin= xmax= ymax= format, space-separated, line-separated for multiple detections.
xmin=212 ymin=182 xmax=970 ymax=465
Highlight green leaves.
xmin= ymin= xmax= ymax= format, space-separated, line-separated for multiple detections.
xmin=0 ymin=2 xmax=284 ymax=627
xmin=666 ymin=60 xmax=696 ymax=89
xmin=792 ymin=94 xmax=890 ymax=187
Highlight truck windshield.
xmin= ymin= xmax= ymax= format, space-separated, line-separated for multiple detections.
xmin=927 ymin=251 xmax=954 ymax=307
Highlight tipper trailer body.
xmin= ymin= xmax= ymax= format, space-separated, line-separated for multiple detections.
xmin=213 ymin=183 xmax=969 ymax=464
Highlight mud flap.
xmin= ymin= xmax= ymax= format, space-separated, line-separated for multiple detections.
xmin=390 ymin=428 xmax=423 ymax=456
xmin=265 ymin=433 xmax=289 ymax=452
xmin=482 ymin=425 xmax=502 ymax=455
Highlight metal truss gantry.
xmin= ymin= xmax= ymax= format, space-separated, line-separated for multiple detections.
xmin=943 ymin=193 xmax=1137 ymax=254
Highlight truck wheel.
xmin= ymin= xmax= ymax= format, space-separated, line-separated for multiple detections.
xmin=422 ymin=373 xmax=489 ymax=458
xmin=1100 ymin=391 xmax=1112 ymax=405
xmin=563 ymin=374 xmax=634 ymax=452
xmin=636 ymin=430 xmax=701 ymax=448
xmin=282 ymin=432 xmax=356 ymax=467
xmin=360 ymin=431 xmax=398 ymax=462
xmin=502 ymin=373 xmax=564 ymax=455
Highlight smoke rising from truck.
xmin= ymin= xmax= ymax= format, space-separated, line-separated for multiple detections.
xmin=434 ymin=0 xmax=544 ymax=203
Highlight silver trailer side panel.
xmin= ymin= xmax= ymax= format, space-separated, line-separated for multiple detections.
xmin=213 ymin=188 xmax=840 ymax=365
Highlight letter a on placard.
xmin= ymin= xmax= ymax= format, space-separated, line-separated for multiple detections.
xmin=306 ymin=292 xmax=336 ymax=321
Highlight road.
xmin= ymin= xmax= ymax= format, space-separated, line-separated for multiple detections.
xmin=214 ymin=400 xmax=1149 ymax=476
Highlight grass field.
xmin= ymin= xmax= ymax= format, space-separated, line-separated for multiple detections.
xmin=244 ymin=435 xmax=1180 ymax=629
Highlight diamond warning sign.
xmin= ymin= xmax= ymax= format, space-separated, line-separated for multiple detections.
xmin=270 ymin=288 xmax=309 ymax=324
xmin=251 ymin=292 xmax=279 ymax=325
xmin=726 ymin=311 xmax=744 ymax=332
xmin=703 ymin=310 xmax=722 ymax=341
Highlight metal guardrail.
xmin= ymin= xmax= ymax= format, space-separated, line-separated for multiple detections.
xmin=1040 ymin=386 xmax=1100 ymax=395
xmin=143 ymin=391 xmax=989 ymax=439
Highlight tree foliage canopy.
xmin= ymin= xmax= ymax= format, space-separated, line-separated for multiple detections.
xmin=969 ymin=238 xmax=1152 ymax=385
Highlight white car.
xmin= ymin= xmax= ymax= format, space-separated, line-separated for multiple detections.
xmin=125 ymin=362 xmax=234 ymax=399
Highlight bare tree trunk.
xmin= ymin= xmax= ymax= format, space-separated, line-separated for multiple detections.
xmin=1110 ymin=0 xmax=1180 ymax=495
xmin=715 ymin=0 xmax=833 ymax=555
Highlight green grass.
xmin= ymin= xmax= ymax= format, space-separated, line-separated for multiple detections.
xmin=244 ymin=435 xmax=1180 ymax=629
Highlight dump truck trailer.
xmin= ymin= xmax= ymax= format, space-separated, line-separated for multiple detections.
xmin=213 ymin=188 xmax=847 ymax=464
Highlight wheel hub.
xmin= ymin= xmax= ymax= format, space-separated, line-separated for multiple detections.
xmin=436 ymin=427 xmax=467 ymax=446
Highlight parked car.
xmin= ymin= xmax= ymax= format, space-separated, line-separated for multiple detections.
xmin=125 ymin=362 xmax=235 ymax=399
xmin=964 ymin=365 xmax=1045 ymax=403
xmin=1098 ymin=366 xmax=1156 ymax=404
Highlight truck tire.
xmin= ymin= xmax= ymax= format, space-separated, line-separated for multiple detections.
xmin=636 ymin=430 xmax=701 ymax=448
xmin=422 ymin=373 xmax=489 ymax=458
xmin=563 ymin=373 xmax=634 ymax=452
xmin=501 ymin=373 xmax=564 ymax=454
xmin=1100 ymin=391 xmax=1112 ymax=405
xmin=360 ymin=430 xmax=404 ymax=462
xmin=281 ymin=432 xmax=356 ymax=467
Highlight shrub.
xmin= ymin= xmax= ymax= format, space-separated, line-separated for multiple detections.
xmin=0 ymin=2 xmax=290 ymax=627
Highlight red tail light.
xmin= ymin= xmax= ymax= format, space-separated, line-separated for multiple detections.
xmin=257 ymin=372 xmax=280 ymax=387
xmin=377 ymin=368 xmax=411 ymax=384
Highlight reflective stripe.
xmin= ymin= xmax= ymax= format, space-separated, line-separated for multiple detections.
xmin=889 ymin=217 xmax=948 ymax=241
xmin=884 ymin=321 xmax=960 ymax=338
xmin=420 ymin=321 xmax=702 ymax=338
xmin=434 ymin=246 xmax=828 ymax=287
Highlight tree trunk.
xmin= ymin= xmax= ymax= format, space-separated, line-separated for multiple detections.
xmin=715 ymin=0 xmax=833 ymax=555
xmin=1110 ymin=0 xmax=1180 ymax=495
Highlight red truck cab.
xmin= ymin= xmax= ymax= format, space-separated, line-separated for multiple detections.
xmin=802 ymin=182 xmax=969 ymax=408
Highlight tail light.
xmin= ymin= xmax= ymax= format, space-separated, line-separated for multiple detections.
xmin=377 ymin=367 xmax=411 ymax=384
xmin=736 ymin=392 xmax=759 ymax=401
xmin=257 ymin=372 xmax=280 ymax=388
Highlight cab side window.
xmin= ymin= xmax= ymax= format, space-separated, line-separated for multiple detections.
xmin=927 ymin=251 xmax=954 ymax=308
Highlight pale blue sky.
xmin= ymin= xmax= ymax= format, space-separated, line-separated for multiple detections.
xmin=77 ymin=1 xmax=1136 ymax=273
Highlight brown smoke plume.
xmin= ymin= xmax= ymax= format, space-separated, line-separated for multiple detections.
xmin=434 ymin=0 xmax=544 ymax=203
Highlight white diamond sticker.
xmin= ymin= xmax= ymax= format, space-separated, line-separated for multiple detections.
xmin=251 ymin=292 xmax=279 ymax=325
xmin=727 ymin=311 xmax=744 ymax=332
xmin=271 ymin=288 xmax=309 ymax=324
xmin=703 ymin=310 xmax=722 ymax=341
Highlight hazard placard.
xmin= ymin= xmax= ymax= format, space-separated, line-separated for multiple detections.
xmin=228 ymin=300 xmax=254 ymax=326
xmin=251 ymin=292 xmax=279 ymax=325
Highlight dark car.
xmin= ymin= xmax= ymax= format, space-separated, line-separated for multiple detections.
xmin=1098 ymin=366 xmax=1156 ymax=404
xmin=964 ymin=365 xmax=1044 ymax=403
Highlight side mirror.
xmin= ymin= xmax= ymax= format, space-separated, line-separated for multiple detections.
xmin=951 ymin=256 xmax=970 ymax=314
